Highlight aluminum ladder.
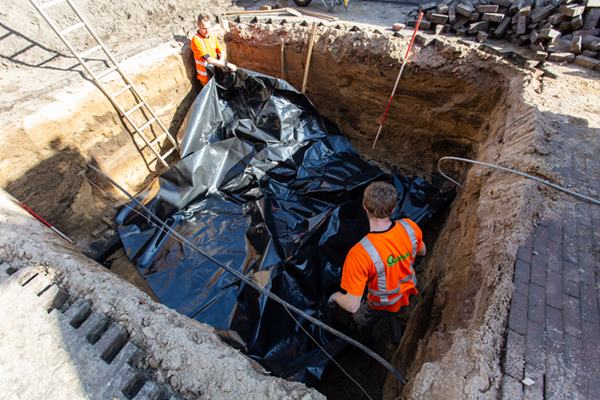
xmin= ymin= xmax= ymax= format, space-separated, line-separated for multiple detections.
xmin=28 ymin=0 xmax=178 ymax=169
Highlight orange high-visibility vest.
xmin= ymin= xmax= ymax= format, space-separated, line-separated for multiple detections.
xmin=191 ymin=32 xmax=221 ymax=85
xmin=360 ymin=220 xmax=418 ymax=308
xmin=341 ymin=219 xmax=421 ymax=312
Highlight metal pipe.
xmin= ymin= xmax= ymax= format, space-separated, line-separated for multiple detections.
xmin=437 ymin=156 xmax=600 ymax=206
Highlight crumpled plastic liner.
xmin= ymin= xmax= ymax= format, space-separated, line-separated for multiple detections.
xmin=117 ymin=69 xmax=453 ymax=385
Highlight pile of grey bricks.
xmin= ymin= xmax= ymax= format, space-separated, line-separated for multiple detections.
xmin=406 ymin=0 xmax=600 ymax=72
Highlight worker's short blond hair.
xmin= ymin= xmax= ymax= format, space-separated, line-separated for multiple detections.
xmin=363 ymin=181 xmax=397 ymax=218
xmin=198 ymin=13 xmax=210 ymax=23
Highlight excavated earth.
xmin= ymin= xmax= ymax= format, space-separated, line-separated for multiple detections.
xmin=1 ymin=0 xmax=600 ymax=399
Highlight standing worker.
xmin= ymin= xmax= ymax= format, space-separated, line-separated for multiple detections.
xmin=328 ymin=181 xmax=426 ymax=341
xmin=191 ymin=13 xmax=237 ymax=93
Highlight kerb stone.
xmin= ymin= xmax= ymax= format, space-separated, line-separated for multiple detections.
xmin=574 ymin=55 xmax=600 ymax=69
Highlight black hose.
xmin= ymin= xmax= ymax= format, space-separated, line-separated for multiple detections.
xmin=87 ymin=164 xmax=408 ymax=385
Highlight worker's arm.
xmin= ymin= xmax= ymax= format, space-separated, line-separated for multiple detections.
xmin=330 ymin=291 xmax=362 ymax=314
xmin=205 ymin=55 xmax=237 ymax=72
xmin=417 ymin=241 xmax=426 ymax=256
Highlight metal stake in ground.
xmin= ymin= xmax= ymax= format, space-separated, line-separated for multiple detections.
xmin=87 ymin=163 xmax=408 ymax=386
xmin=0 ymin=187 xmax=73 ymax=243
xmin=372 ymin=13 xmax=423 ymax=149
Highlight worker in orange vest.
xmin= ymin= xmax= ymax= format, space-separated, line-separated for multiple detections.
xmin=328 ymin=181 xmax=426 ymax=341
xmin=191 ymin=13 xmax=237 ymax=93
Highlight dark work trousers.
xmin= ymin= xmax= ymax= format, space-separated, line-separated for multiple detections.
xmin=192 ymin=77 xmax=204 ymax=94
xmin=352 ymin=296 xmax=405 ymax=341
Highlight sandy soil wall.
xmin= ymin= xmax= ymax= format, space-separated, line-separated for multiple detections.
xmin=225 ymin=22 xmax=551 ymax=399
xmin=0 ymin=42 xmax=195 ymax=248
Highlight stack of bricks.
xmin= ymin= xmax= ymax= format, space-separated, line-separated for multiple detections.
xmin=407 ymin=0 xmax=600 ymax=72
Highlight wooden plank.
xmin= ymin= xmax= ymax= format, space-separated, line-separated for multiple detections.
xmin=301 ymin=22 xmax=317 ymax=94
xmin=223 ymin=9 xmax=288 ymax=16
xmin=295 ymin=8 xmax=339 ymax=21
xmin=224 ymin=7 xmax=301 ymax=17
xmin=281 ymin=38 xmax=285 ymax=81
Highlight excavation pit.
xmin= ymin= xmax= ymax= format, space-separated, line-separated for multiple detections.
xmin=1 ymin=9 xmax=558 ymax=400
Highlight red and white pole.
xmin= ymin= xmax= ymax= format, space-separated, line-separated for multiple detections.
xmin=372 ymin=12 xmax=424 ymax=149
xmin=0 ymin=187 xmax=73 ymax=243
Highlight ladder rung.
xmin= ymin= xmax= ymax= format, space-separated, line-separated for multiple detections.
xmin=39 ymin=0 xmax=67 ymax=9
xmin=137 ymin=118 xmax=156 ymax=132
xmin=111 ymin=85 xmax=132 ymax=98
xmin=60 ymin=22 xmax=86 ymax=36
xmin=79 ymin=45 xmax=102 ymax=59
xmin=96 ymin=66 xmax=118 ymax=80
xmin=149 ymin=132 xmax=168 ymax=147
xmin=161 ymin=146 xmax=178 ymax=159
xmin=125 ymin=102 xmax=144 ymax=116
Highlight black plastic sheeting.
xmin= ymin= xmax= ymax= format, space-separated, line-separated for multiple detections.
xmin=117 ymin=69 xmax=453 ymax=385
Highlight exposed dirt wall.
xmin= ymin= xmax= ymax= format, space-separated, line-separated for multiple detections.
xmin=0 ymin=42 xmax=194 ymax=248
xmin=226 ymin=22 xmax=552 ymax=399
xmin=226 ymin=23 xmax=505 ymax=178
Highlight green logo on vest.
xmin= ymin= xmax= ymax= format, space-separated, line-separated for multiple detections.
xmin=387 ymin=252 xmax=411 ymax=268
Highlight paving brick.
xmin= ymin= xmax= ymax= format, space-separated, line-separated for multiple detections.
xmin=523 ymin=363 xmax=545 ymax=400
xmin=581 ymin=284 xmax=599 ymax=323
xmin=548 ymin=219 xmax=563 ymax=243
xmin=526 ymin=320 xmax=545 ymax=369
xmin=529 ymin=283 xmax=546 ymax=325
xmin=563 ymin=208 xmax=577 ymax=237
xmin=505 ymin=329 xmax=526 ymax=380
xmin=38 ymin=284 xmax=69 ymax=312
xmin=564 ymin=334 xmax=586 ymax=397
xmin=563 ymin=261 xmax=580 ymax=298
xmin=547 ymin=240 xmax=562 ymax=274
xmin=530 ymin=253 xmax=547 ymax=287
xmin=593 ymin=220 xmax=600 ymax=244
xmin=533 ymin=225 xmax=549 ymax=255
xmin=517 ymin=235 xmax=534 ymax=264
xmin=510 ymin=291 xmax=529 ymax=335
xmin=97 ymin=322 xmax=129 ymax=363
xmin=563 ymin=294 xmax=582 ymax=338
xmin=576 ymin=202 xmax=592 ymax=227
xmin=546 ymin=305 xmax=564 ymax=349
xmin=501 ymin=373 xmax=523 ymax=400
xmin=545 ymin=271 xmax=563 ymax=310
xmin=545 ymin=315 xmax=567 ymax=400
xmin=577 ymin=223 xmax=593 ymax=252
xmin=514 ymin=259 xmax=531 ymax=296
xmin=562 ymin=234 xmax=578 ymax=264
xmin=579 ymin=252 xmax=597 ymax=277
xmin=581 ymin=321 xmax=600 ymax=398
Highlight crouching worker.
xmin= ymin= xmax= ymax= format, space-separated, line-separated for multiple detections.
xmin=191 ymin=13 xmax=237 ymax=93
xmin=328 ymin=181 xmax=426 ymax=342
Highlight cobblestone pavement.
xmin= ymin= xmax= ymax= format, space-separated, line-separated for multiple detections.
xmin=0 ymin=262 xmax=178 ymax=400
xmin=501 ymin=120 xmax=600 ymax=399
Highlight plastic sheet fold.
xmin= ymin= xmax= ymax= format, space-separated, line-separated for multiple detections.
xmin=117 ymin=69 xmax=453 ymax=385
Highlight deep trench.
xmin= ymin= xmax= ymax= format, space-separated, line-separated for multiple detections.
xmin=7 ymin=28 xmax=508 ymax=399
xmin=110 ymin=43 xmax=500 ymax=400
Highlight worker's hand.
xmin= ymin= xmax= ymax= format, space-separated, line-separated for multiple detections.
xmin=327 ymin=292 xmax=339 ymax=308
xmin=227 ymin=63 xmax=237 ymax=72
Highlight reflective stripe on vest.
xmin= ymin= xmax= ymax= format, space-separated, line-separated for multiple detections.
xmin=361 ymin=220 xmax=418 ymax=307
